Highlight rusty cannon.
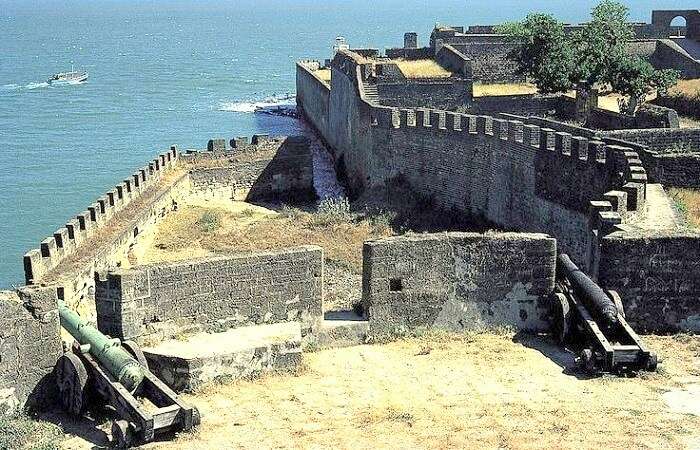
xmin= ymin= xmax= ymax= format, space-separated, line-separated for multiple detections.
xmin=550 ymin=254 xmax=658 ymax=375
xmin=55 ymin=301 xmax=199 ymax=448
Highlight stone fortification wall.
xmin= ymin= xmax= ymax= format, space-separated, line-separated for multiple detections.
xmin=384 ymin=47 xmax=433 ymax=60
xmin=296 ymin=48 xmax=700 ymax=331
xmin=435 ymin=44 xmax=471 ymax=77
xmin=601 ymin=128 xmax=700 ymax=188
xmin=300 ymin=50 xmax=648 ymax=270
xmin=296 ymin=60 xmax=331 ymax=138
xmin=376 ymin=79 xmax=472 ymax=110
xmin=95 ymin=247 xmax=324 ymax=343
xmin=184 ymin=135 xmax=315 ymax=203
xmin=598 ymin=231 xmax=700 ymax=332
xmin=469 ymin=94 xmax=571 ymax=117
xmin=586 ymin=104 xmax=679 ymax=130
xmin=0 ymin=287 xmax=61 ymax=414
xmin=362 ymin=233 xmax=556 ymax=336
xmin=23 ymin=147 xmax=180 ymax=286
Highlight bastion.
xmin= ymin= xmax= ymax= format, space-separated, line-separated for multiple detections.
xmin=1 ymin=9 xmax=699 ymax=435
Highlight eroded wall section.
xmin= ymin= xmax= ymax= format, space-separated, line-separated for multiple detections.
xmin=362 ymin=233 xmax=556 ymax=336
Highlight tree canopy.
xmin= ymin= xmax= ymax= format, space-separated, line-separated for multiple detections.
xmin=497 ymin=0 xmax=679 ymax=115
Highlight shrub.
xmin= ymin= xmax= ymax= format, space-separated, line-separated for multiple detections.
xmin=198 ymin=210 xmax=221 ymax=233
xmin=311 ymin=197 xmax=353 ymax=227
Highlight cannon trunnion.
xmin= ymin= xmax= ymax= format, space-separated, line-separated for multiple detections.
xmin=55 ymin=302 xmax=199 ymax=448
xmin=551 ymin=255 xmax=658 ymax=375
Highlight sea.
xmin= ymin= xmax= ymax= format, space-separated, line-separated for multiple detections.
xmin=0 ymin=0 xmax=695 ymax=288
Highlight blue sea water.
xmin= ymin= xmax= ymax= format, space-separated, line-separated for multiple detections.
xmin=0 ymin=0 xmax=696 ymax=288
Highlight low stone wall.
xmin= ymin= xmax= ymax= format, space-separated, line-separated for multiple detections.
xmin=598 ymin=230 xmax=700 ymax=332
xmin=362 ymin=233 xmax=556 ymax=336
xmin=95 ymin=246 xmax=324 ymax=342
xmin=376 ymin=79 xmax=473 ymax=110
xmin=0 ymin=287 xmax=61 ymax=414
xmin=185 ymin=136 xmax=315 ymax=203
xmin=469 ymin=95 xmax=569 ymax=117
xmin=586 ymin=104 xmax=680 ymax=130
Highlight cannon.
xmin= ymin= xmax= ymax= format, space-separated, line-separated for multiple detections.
xmin=55 ymin=301 xmax=199 ymax=448
xmin=551 ymin=254 xmax=658 ymax=375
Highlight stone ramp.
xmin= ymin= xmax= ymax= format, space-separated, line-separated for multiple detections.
xmin=143 ymin=322 xmax=302 ymax=393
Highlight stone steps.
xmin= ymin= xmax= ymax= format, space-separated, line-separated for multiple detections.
xmin=315 ymin=311 xmax=369 ymax=348
xmin=143 ymin=322 xmax=302 ymax=393
xmin=363 ymin=84 xmax=380 ymax=104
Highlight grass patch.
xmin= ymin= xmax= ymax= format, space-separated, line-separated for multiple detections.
xmin=315 ymin=69 xmax=331 ymax=83
xmin=472 ymin=82 xmax=538 ymax=97
xmin=197 ymin=210 xmax=221 ymax=233
xmin=668 ymin=188 xmax=700 ymax=227
xmin=0 ymin=415 xmax=63 ymax=450
xmin=394 ymin=59 xmax=452 ymax=79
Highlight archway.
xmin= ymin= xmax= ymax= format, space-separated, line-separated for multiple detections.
xmin=670 ymin=16 xmax=687 ymax=38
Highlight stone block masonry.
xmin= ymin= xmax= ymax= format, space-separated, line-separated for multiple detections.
xmin=598 ymin=230 xmax=700 ymax=332
xmin=185 ymin=136 xmax=316 ymax=203
xmin=95 ymin=246 xmax=324 ymax=342
xmin=0 ymin=287 xmax=62 ymax=414
xmin=362 ymin=233 xmax=556 ymax=337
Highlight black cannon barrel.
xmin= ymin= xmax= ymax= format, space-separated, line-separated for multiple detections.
xmin=557 ymin=254 xmax=618 ymax=326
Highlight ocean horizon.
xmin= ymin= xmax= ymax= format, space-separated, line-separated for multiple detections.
xmin=1 ymin=0 xmax=697 ymax=288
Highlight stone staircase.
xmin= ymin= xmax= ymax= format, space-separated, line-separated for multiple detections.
xmin=363 ymin=84 xmax=380 ymax=104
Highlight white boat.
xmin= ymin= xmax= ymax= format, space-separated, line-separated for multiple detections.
xmin=48 ymin=66 xmax=88 ymax=84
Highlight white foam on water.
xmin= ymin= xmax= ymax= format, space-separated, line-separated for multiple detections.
xmin=25 ymin=81 xmax=50 ymax=90
xmin=218 ymin=94 xmax=296 ymax=113
xmin=1 ymin=84 xmax=20 ymax=91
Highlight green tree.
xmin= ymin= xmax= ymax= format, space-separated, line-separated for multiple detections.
xmin=497 ymin=14 xmax=574 ymax=94
xmin=498 ymin=0 xmax=679 ymax=118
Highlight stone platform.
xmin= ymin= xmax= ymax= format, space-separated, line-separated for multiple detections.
xmin=143 ymin=322 xmax=302 ymax=392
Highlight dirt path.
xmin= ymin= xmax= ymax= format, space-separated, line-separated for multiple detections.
xmin=54 ymin=332 xmax=699 ymax=450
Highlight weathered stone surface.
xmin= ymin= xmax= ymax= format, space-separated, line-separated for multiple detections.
xmin=143 ymin=322 xmax=302 ymax=392
xmin=0 ymin=287 xmax=61 ymax=415
xmin=314 ymin=311 xmax=369 ymax=349
xmin=362 ymin=232 xmax=556 ymax=337
xmin=96 ymin=246 xmax=324 ymax=341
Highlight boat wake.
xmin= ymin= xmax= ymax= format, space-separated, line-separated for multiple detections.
xmin=218 ymin=93 xmax=296 ymax=116
xmin=1 ymin=80 xmax=85 ymax=92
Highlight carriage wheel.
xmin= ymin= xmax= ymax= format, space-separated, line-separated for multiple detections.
xmin=122 ymin=340 xmax=149 ymax=370
xmin=551 ymin=292 xmax=572 ymax=344
xmin=578 ymin=348 xmax=597 ymax=374
xmin=55 ymin=353 xmax=88 ymax=416
xmin=112 ymin=419 xmax=134 ymax=449
xmin=646 ymin=352 xmax=659 ymax=372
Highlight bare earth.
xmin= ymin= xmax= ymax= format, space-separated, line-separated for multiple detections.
xmin=57 ymin=332 xmax=700 ymax=450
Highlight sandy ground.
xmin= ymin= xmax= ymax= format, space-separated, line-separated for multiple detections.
xmin=54 ymin=332 xmax=700 ymax=450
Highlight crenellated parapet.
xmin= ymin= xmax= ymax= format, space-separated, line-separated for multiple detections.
xmin=23 ymin=146 xmax=179 ymax=285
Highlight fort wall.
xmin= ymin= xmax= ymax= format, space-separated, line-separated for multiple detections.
xmin=362 ymin=233 xmax=556 ymax=336
xmin=95 ymin=247 xmax=324 ymax=342
xmin=296 ymin=49 xmax=700 ymax=331
xmin=598 ymin=230 xmax=700 ymax=332
xmin=0 ymin=287 xmax=61 ymax=414
xmin=184 ymin=136 xmax=315 ymax=203
xmin=23 ymin=147 xmax=180 ymax=287
xmin=296 ymin=61 xmax=331 ymax=139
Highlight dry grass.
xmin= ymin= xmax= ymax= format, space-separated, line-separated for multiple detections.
xmin=394 ymin=59 xmax=452 ymax=79
xmin=667 ymin=187 xmax=700 ymax=227
xmin=472 ymin=82 xmax=538 ymax=97
xmin=146 ymin=332 xmax=700 ymax=450
xmin=669 ymin=78 xmax=700 ymax=97
xmin=315 ymin=68 xmax=331 ymax=83
xmin=137 ymin=201 xmax=392 ymax=274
